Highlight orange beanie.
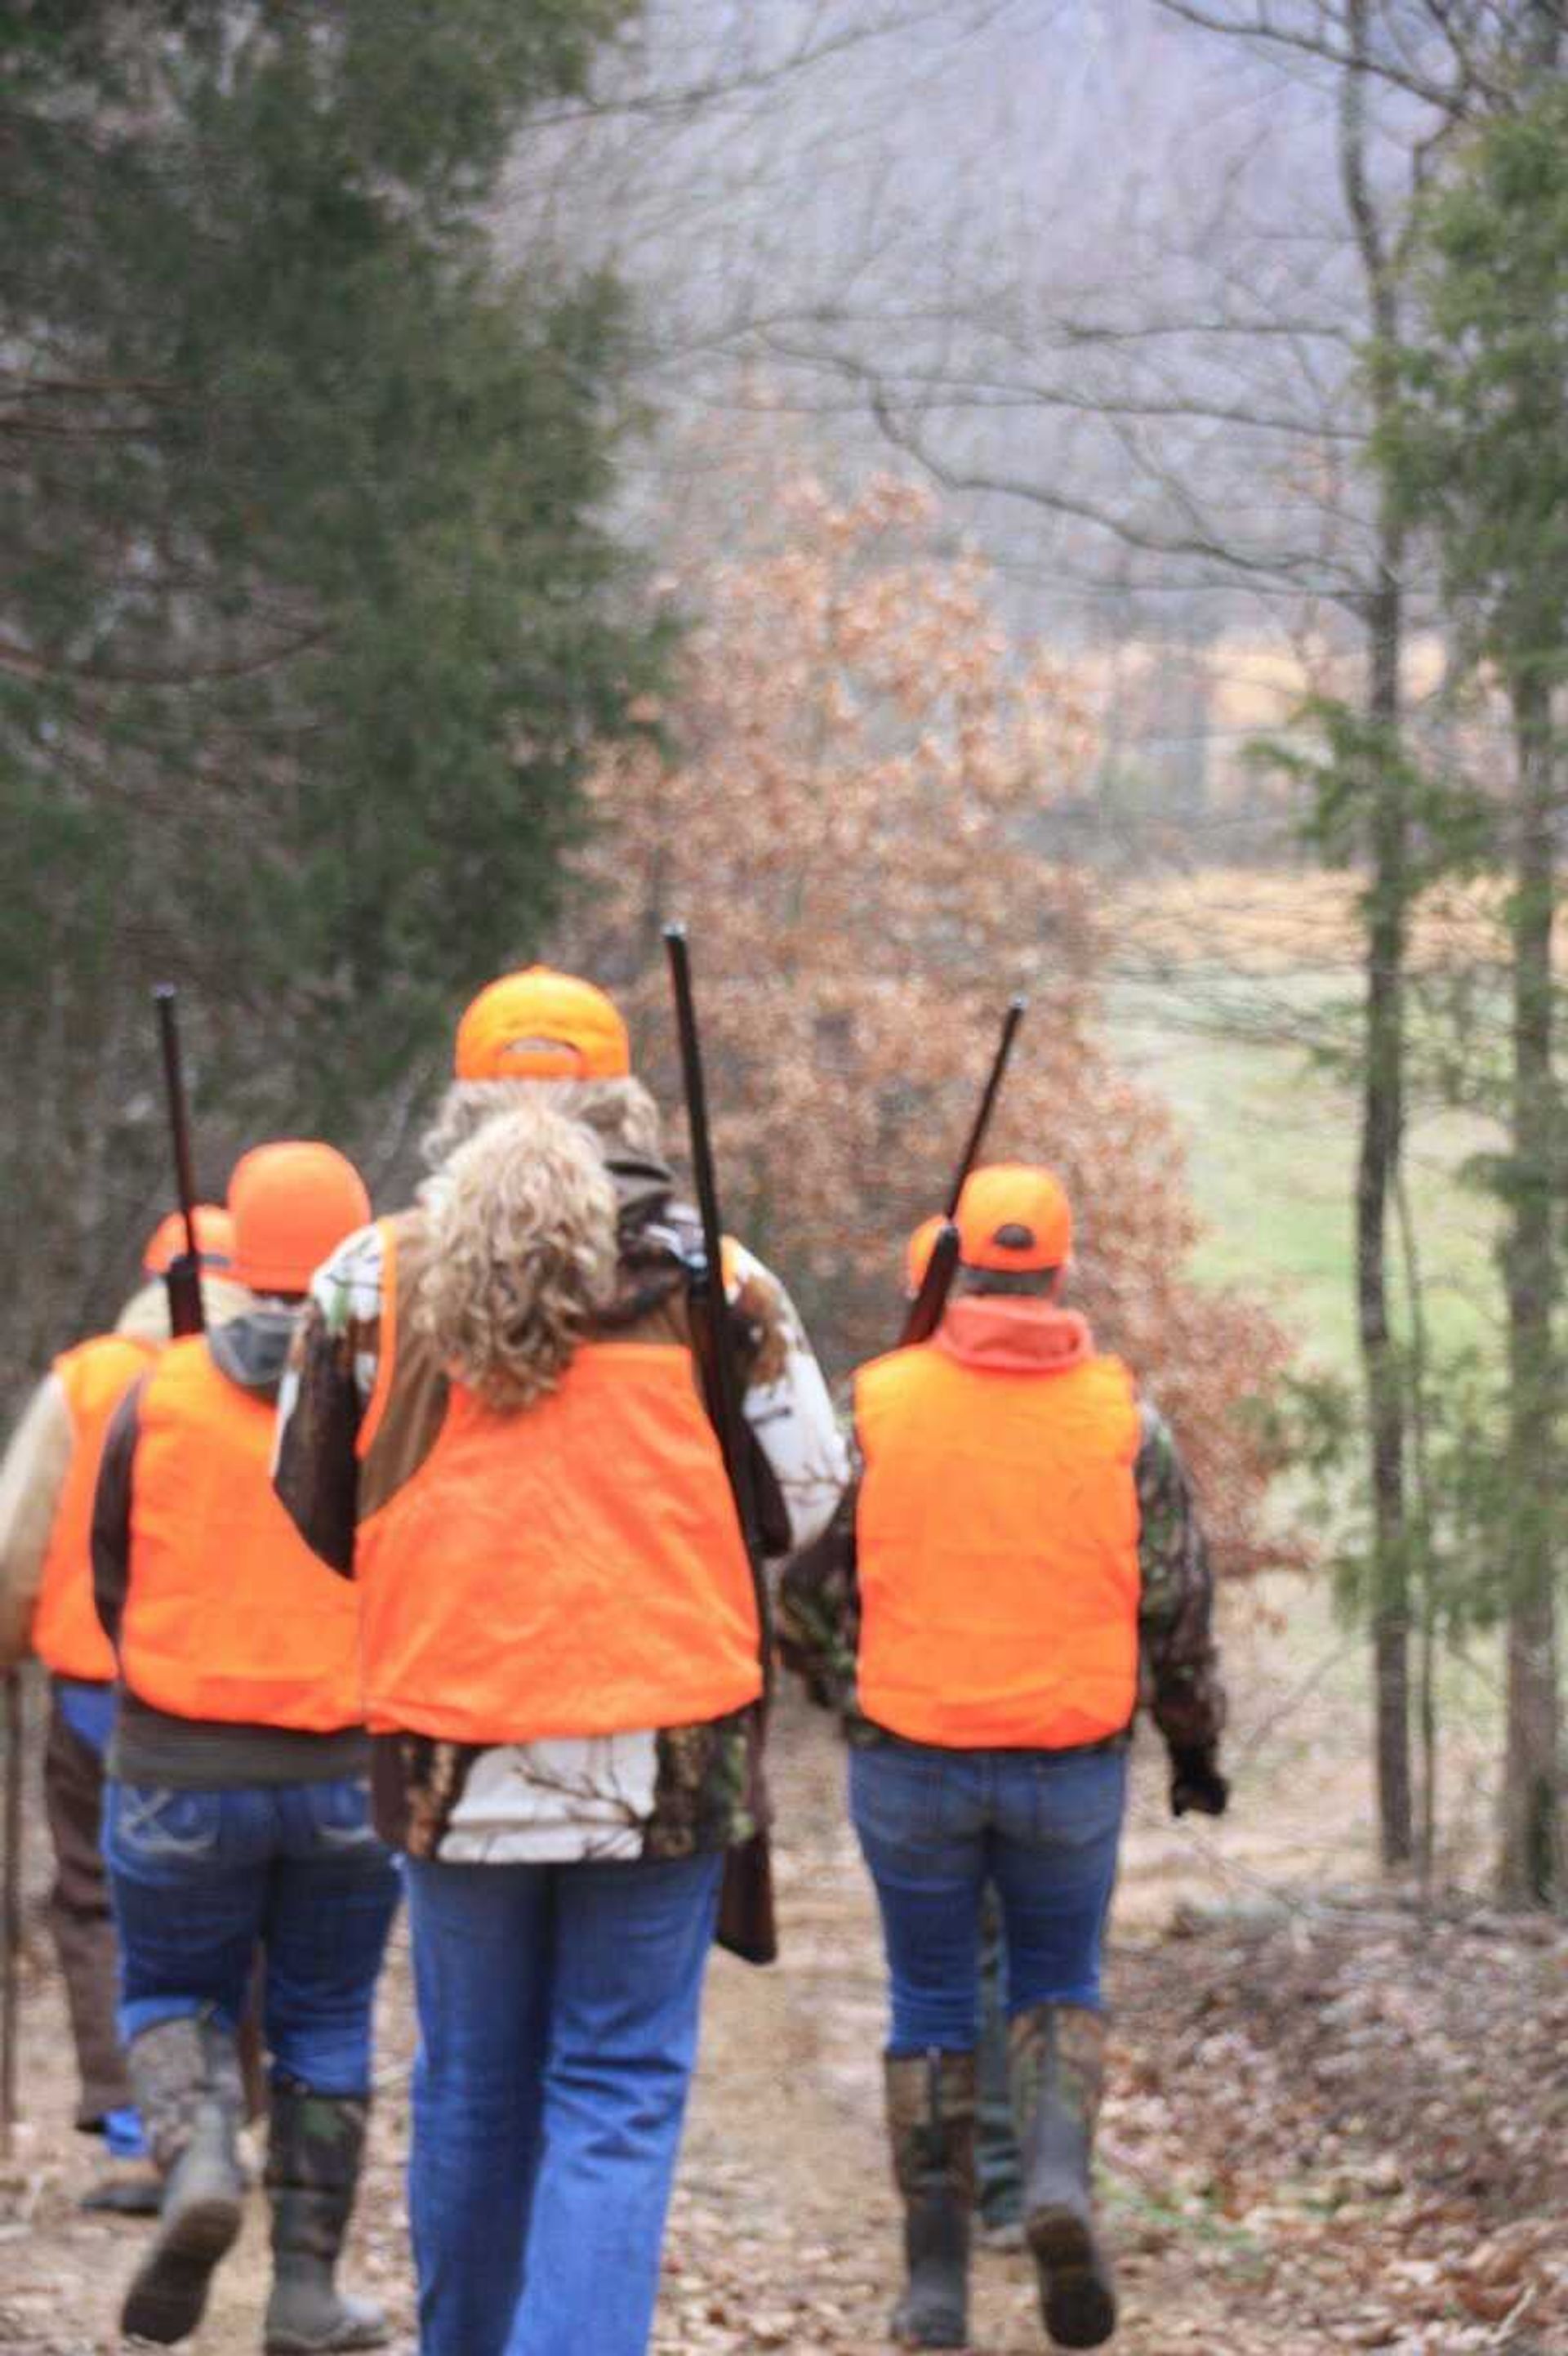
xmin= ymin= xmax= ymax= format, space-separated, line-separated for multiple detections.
xmin=143 ymin=1204 xmax=236 ymax=1277
xmin=227 ymin=1143 xmax=372 ymax=1296
xmin=955 ymin=1164 xmax=1072 ymax=1272
xmin=453 ymin=967 xmax=630 ymax=1083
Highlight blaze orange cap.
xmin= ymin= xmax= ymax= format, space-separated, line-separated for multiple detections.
xmin=227 ymin=1143 xmax=372 ymax=1296
xmin=956 ymin=1164 xmax=1072 ymax=1272
xmin=454 ymin=966 xmax=630 ymax=1083
xmin=142 ymin=1204 xmax=236 ymax=1278
xmin=904 ymin=1214 xmax=947 ymax=1297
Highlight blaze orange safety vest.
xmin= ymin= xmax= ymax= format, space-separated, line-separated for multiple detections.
xmin=353 ymin=1222 xmax=762 ymax=1745
xmin=853 ymin=1342 xmax=1142 ymax=1749
xmin=119 ymin=1338 xmax=363 ymax=1732
xmin=33 ymin=1334 xmax=158 ymax=1683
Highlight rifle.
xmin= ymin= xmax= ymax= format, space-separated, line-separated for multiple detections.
xmin=899 ymin=995 xmax=1027 ymax=1348
xmin=0 ymin=1667 xmax=22 ymax=2160
xmin=152 ymin=985 xmax=205 ymax=1338
xmin=662 ymin=926 xmax=776 ymax=1967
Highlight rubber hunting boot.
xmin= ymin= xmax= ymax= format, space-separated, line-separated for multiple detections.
xmin=884 ymin=2048 xmax=976 ymax=2349
xmin=79 ymin=2152 xmax=163 ymax=2215
xmin=1010 ymin=2003 xmax=1116 ymax=2349
xmin=122 ymin=2013 xmax=247 ymax=2345
xmin=263 ymin=2084 xmax=388 ymax=2353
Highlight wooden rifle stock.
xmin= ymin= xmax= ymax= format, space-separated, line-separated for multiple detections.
xmin=662 ymin=926 xmax=777 ymax=1966
xmin=899 ymin=995 xmax=1027 ymax=1347
xmin=152 ymin=986 xmax=205 ymax=1337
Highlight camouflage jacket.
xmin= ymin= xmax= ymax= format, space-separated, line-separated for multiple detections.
xmin=778 ymin=1349 xmax=1226 ymax=1762
xmin=274 ymin=1155 xmax=848 ymax=1863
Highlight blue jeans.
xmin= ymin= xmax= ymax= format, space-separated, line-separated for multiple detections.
xmin=404 ymin=1850 xmax=723 ymax=2356
xmin=103 ymin=1777 xmax=400 ymax=2093
xmin=850 ymin=1739 xmax=1127 ymax=2054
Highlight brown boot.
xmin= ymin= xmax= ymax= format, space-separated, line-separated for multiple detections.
xmin=263 ymin=2086 xmax=388 ymax=2353
xmin=1010 ymin=2004 xmax=1116 ymax=2349
xmin=121 ymin=2014 xmax=247 ymax=2345
xmin=884 ymin=2050 xmax=976 ymax=2349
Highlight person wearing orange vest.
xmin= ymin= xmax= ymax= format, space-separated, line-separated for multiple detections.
xmin=273 ymin=967 xmax=846 ymax=2356
xmin=92 ymin=1144 xmax=400 ymax=2353
xmin=780 ymin=1166 xmax=1229 ymax=2352
xmin=0 ymin=1205 xmax=243 ymax=2212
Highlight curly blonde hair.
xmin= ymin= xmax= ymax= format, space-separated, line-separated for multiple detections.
xmin=421 ymin=1077 xmax=662 ymax=1171
xmin=411 ymin=1102 xmax=619 ymax=1411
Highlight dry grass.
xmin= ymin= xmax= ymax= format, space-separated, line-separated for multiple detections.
xmin=1110 ymin=865 xmax=1561 ymax=979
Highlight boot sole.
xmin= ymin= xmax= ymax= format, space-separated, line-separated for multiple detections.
xmin=264 ymin=2319 xmax=390 ymax=2355
xmin=78 ymin=2183 xmax=163 ymax=2217
xmin=121 ymin=2193 xmax=243 ymax=2344
xmin=890 ymin=2307 xmax=968 ymax=2351
xmin=1027 ymin=2205 xmax=1116 ymax=2349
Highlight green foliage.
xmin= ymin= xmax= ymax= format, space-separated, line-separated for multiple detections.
xmin=1252 ymin=700 xmax=1496 ymax=887
xmin=0 ymin=1 xmax=652 ymax=1385
xmin=1241 ymin=1367 xmax=1361 ymax=1493
xmin=1376 ymin=81 xmax=1568 ymax=686
xmin=1316 ymin=1341 xmax=1520 ymax=1647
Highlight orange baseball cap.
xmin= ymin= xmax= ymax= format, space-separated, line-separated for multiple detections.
xmin=227 ymin=1143 xmax=372 ymax=1296
xmin=956 ymin=1164 xmax=1072 ymax=1271
xmin=454 ymin=967 xmax=630 ymax=1083
xmin=142 ymin=1204 xmax=236 ymax=1278
xmin=904 ymin=1214 xmax=947 ymax=1296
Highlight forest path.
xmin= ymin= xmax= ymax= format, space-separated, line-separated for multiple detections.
xmin=2 ymin=1641 xmax=1563 ymax=2355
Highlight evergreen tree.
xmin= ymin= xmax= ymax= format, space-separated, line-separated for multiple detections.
xmin=0 ymin=2 xmax=654 ymax=1381
xmin=1378 ymin=73 xmax=1568 ymax=1903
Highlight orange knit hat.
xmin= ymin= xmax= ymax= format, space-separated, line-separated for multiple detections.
xmin=904 ymin=1214 xmax=947 ymax=1296
xmin=227 ymin=1143 xmax=372 ymax=1296
xmin=956 ymin=1164 xmax=1072 ymax=1272
xmin=453 ymin=967 xmax=630 ymax=1083
xmin=142 ymin=1204 xmax=236 ymax=1277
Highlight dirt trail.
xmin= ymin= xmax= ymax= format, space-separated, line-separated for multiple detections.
xmin=3 ymin=1637 xmax=1563 ymax=2355
xmin=0 ymin=1698 xmax=1245 ymax=2356
xmin=658 ymin=1693 xmax=1297 ymax=2356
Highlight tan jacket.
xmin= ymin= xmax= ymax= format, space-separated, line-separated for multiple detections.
xmin=0 ymin=1276 xmax=252 ymax=1672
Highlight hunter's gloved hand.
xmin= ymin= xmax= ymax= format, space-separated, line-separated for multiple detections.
xmin=1169 ymin=1746 xmax=1229 ymax=1819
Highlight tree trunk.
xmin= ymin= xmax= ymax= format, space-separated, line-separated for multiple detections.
xmin=1499 ymin=670 xmax=1561 ymax=1907
xmin=1343 ymin=0 xmax=1412 ymax=1868
xmin=1359 ymin=569 xmax=1412 ymax=1870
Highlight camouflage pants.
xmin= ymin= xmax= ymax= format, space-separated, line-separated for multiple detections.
xmin=43 ymin=1688 xmax=131 ymax=2126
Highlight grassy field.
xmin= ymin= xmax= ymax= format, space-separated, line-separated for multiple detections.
xmin=1107 ymin=968 xmax=1503 ymax=1375
xmin=1104 ymin=884 xmax=1512 ymax=1886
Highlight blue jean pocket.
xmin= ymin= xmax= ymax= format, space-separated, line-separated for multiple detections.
xmin=109 ymin=1784 xmax=223 ymax=1863
xmin=1028 ymin=1751 xmax=1128 ymax=1848
xmin=849 ymin=1740 xmax=949 ymax=1851
xmin=303 ymin=1775 xmax=382 ymax=1852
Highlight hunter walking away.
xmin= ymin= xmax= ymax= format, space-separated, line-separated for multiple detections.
xmin=3 ymin=6 xmax=1566 ymax=2354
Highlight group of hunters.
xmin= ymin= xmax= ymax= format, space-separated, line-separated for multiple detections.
xmin=0 ymin=962 xmax=1229 ymax=2356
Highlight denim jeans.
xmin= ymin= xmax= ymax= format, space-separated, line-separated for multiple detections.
xmin=403 ymin=1850 xmax=723 ymax=2356
xmin=850 ymin=1738 xmax=1128 ymax=2054
xmin=103 ymin=1776 xmax=400 ymax=2094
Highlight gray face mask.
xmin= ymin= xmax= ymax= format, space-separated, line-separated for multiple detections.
xmin=207 ymin=1303 xmax=301 ymax=1400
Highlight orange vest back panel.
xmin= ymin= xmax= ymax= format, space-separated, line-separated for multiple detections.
xmin=121 ymin=1338 xmax=363 ymax=1731
xmin=354 ymin=1230 xmax=760 ymax=1743
xmin=854 ymin=1343 xmax=1142 ymax=1749
xmin=33 ymin=1334 xmax=157 ymax=1683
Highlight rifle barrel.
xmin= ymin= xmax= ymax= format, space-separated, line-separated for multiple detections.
xmin=153 ymin=985 xmax=200 ymax=1263
xmin=661 ymin=926 xmax=760 ymax=1546
xmin=899 ymin=993 xmax=1028 ymax=1349
xmin=943 ymin=993 xmax=1027 ymax=1218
